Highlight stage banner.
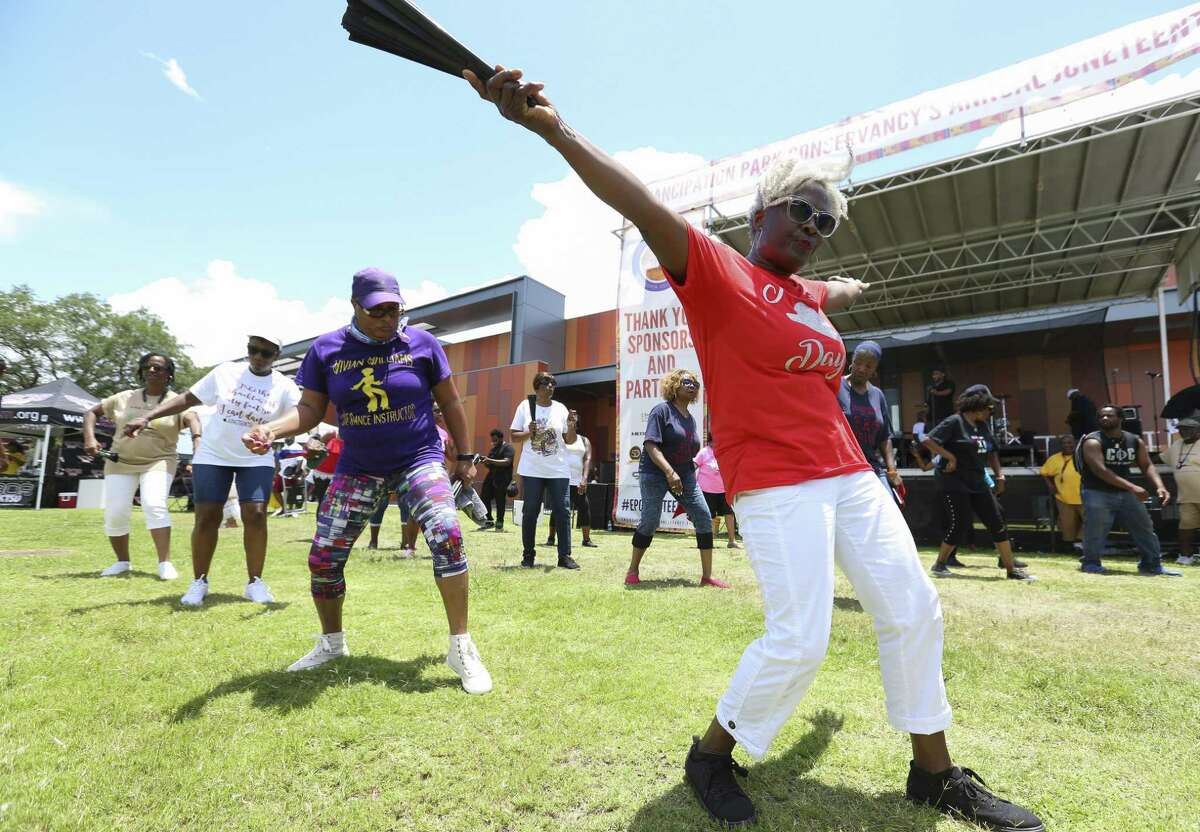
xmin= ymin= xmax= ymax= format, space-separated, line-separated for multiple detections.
xmin=614 ymin=225 xmax=705 ymax=531
xmin=646 ymin=4 xmax=1200 ymax=213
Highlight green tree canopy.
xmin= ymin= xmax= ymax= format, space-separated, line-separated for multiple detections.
xmin=0 ymin=285 xmax=206 ymax=400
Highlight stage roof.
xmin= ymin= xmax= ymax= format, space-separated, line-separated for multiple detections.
xmin=709 ymin=92 xmax=1200 ymax=333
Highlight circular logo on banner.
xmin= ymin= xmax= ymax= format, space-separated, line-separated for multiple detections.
xmin=633 ymin=240 xmax=670 ymax=292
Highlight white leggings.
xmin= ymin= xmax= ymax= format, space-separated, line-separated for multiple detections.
xmin=717 ymin=470 xmax=952 ymax=760
xmin=103 ymin=471 xmax=173 ymax=537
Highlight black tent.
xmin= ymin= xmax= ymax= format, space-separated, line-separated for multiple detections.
xmin=0 ymin=379 xmax=101 ymax=509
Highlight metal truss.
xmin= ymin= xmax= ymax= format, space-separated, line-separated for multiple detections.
xmin=819 ymin=193 xmax=1200 ymax=303
xmin=843 ymin=92 xmax=1200 ymax=199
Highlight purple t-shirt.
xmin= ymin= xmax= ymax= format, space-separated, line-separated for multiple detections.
xmin=296 ymin=326 xmax=451 ymax=476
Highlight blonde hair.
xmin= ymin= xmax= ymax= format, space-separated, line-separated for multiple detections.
xmin=660 ymin=368 xmax=698 ymax=402
xmin=747 ymin=154 xmax=853 ymax=233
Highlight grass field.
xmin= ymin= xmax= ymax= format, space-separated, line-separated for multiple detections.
xmin=1 ymin=507 xmax=1198 ymax=831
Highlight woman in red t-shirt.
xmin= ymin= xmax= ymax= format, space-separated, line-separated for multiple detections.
xmin=466 ymin=69 xmax=1043 ymax=832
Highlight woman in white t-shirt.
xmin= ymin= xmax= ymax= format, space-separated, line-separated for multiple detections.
xmin=127 ymin=334 xmax=300 ymax=607
xmin=510 ymin=371 xmax=577 ymax=569
xmin=545 ymin=409 xmax=596 ymax=549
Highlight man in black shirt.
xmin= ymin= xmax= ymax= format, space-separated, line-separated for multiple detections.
xmin=924 ymin=369 xmax=956 ymax=428
xmin=1078 ymin=405 xmax=1180 ymax=576
xmin=480 ymin=429 xmax=515 ymax=531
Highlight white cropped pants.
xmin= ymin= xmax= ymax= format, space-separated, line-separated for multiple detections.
xmin=103 ymin=470 xmax=173 ymax=537
xmin=717 ymin=470 xmax=952 ymax=760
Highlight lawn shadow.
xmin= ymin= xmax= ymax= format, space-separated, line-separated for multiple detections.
xmin=494 ymin=564 xmax=556 ymax=573
xmin=171 ymin=653 xmax=455 ymax=720
xmin=68 ymin=593 xmax=290 ymax=616
xmin=935 ymin=573 xmax=1004 ymax=582
xmin=628 ymin=709 xmax=937 ymax=831
xmin=34 ymin=570 xmax=161 ymax=581
xmin=625 ymin=578 xmax=696 ymax=590
xmin=833 ymin=596 xmax=864 ymax=613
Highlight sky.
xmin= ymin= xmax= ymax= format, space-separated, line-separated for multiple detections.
xmin=2 ymin=1 xmax=1198 ymax=365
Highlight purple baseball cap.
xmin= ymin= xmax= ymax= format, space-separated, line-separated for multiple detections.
xmin=352 ymin=267 xmax=405 ymax=308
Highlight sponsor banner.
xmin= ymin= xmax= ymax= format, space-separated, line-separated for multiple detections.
xmin=646 ymin=5 xmax=1200 ymax=213
xmin=614 ymin=225 xmax=705 ymax=530
xmin=0 ymin=477 xmax=38 ymax=508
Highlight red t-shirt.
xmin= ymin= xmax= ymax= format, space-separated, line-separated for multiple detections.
xmin=667 ymin=226 xmax=870 ymax=499
xmin=315 ymin=435 xmax=343 ymax=474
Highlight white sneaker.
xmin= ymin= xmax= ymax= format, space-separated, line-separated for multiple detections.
xmin=446 ymin=634 xmax=493 ymax=695
xmin=157 ymin=561 xmax=179 ymax=580
xmin=100 ymin=561 xmax=132 ymax=577
xmin=243 ymin=577 xmax=275 ymax=603
xmin=1176 ymin=554 xmax=1196 ymax=566
xmin=287 ymin=634 xmax=349 ymax=672
xmin=180 ymin=577 xmax=208 ymax=607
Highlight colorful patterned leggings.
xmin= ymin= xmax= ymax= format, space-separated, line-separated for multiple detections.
xmin=308 ymin=462 xmax=466 ymax=598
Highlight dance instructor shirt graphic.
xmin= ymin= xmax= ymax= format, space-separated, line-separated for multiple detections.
xmin=296 ymin=326 xmax=451 ymax=477
xmin=664 ymin=226 xmax=869 ymax=499
xmin=190 ymin=362 xmax=302 ymax=468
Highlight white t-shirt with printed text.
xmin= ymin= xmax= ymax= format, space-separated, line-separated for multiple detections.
xmin=511 ymin=399 xmax=571 ymax=479
xmin=189 ymin=362 xmax=301 ymax=468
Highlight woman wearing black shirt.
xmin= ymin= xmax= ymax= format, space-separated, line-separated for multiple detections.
xmin=922 ymin=386 xmax=1036 ymax=581
xmin=626 ymin=369 xmax=725 ymax=588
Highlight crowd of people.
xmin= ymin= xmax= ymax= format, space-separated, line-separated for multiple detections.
xmin=57 ymin=60 xmax=1200 ymax=832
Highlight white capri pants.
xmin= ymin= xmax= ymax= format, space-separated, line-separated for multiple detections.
xmin=717 ymin=470 xmax=952 ymax=760
xmin=103 ymin=470 xmax=174 ymax=537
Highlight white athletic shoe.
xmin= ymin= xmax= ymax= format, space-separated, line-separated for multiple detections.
xmin=287 ymin=634 xmax=349 ymax=672
xmin=100 ymin=561 xmax=132 ymax=577
xmin=157 ymin=561 xmax=179 ymax=580
xmin=243 ymin=577 xmax=275 ymax=604
xmin=180 ymin=577 xmax=208 ymax=607
xmin=1176 ymin=554 xmax=1196 ymax=566
xmin=446 ymin=634 xmax=493 ymax=695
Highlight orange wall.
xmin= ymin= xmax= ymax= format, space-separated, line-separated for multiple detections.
xmin=443 ymin=333 xmax=511 ymax=373
xmin=564 ymin=310 xmax=617 ymax=370
xmin=451 ymin=360 xmax=546 ymax=482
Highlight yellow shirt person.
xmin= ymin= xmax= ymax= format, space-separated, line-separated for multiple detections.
xmin=1040 ymin=450 xmax=1081 ymax=505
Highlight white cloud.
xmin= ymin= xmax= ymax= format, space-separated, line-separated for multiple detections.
xmin=140 ymin=51 xmax=201 ymax=100
xmin=108 ymin=260 xmax=452 ymax=366
xmin=512 ymin=147 xmax=706 ymax=318
xmin=0 ymin=180 xmax=45 ymax=237
xmin=975 ymin=66 xmax=1200 ymax=150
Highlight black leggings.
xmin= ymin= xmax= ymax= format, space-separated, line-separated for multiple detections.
xmin=941 ymin=489 xmax=1008 ymax=546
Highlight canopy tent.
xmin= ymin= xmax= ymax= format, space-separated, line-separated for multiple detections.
xmin=0 ymin=378 xmax=101 ymax=510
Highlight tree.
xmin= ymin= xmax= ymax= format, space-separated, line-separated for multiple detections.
xmin=0 ymin=285 xmax=206 ymax=400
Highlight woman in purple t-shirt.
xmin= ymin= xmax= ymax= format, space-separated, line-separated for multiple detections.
xmin=243 ymin=268 xmax=492 ymax=695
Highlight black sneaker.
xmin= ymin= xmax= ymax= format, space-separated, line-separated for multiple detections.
xmin=946 ymin=554 xmax=967 ymax=568
xmin=931 ymin=562 xmax=953 ymax=578
xmin=582 ymin=540 xmax=599 ymax=548
xmin=557 ymin=556 xmax=581 ymax=570
xmin=1006 ymin=569 xmax=1037 ymax=582
xmin=906 ymin=763 xmax=1044 ymax=831
xmin=542 ymin=537 xmax=555 ymax=547
xmin=999 ymin=558 xmax=1028 ymax=569
xmin=520 ymin=554 xmax=536 ymax=569
xmin=684 ymin=736 xmax=756 ymax=828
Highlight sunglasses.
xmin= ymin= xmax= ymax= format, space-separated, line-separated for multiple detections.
xmin=247 ymin=345 xmax=278 ymax=359
xmin=680 ymin=378 xmax=699 ymax=388
xmin=784 ymin=197 xmax=839 ymax=238
xmin=357 ymin=302 xmax=403 ymax=319
xmin=537 ymin=380 xmax=556 ymax=388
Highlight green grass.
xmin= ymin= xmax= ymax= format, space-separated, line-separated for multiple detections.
xmin=1 ymin=508 xmax=1197 ymax=831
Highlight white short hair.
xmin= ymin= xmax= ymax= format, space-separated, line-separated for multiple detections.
xmin=747 ymin=155 xmax=853 ymax=233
